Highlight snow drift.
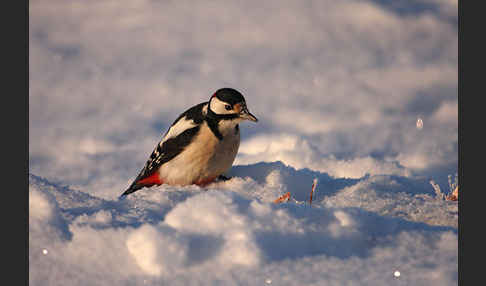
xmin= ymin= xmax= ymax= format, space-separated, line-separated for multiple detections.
xmin=29 ymin=161 xmax=457 ymax=286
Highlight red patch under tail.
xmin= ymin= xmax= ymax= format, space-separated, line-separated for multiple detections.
xmin=137 ymin=172 xmax=163 ymax=187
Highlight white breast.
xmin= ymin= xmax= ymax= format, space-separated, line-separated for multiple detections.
xmin=208 ymin=121 xmax=240 ymax=175
xmin=158 ymin=120 xmax=240 ymax=185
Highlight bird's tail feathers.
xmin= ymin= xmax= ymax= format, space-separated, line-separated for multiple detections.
xmin=119 ymin=182 xmax=143 ymax=198
xmin=120 ymin=172 xmax=163 ymax=198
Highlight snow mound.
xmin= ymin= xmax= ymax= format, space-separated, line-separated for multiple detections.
xmin=323 ymin=175 xmax=459 ymax=228
xmin=29 ymin=162 xmax=457 ymax=285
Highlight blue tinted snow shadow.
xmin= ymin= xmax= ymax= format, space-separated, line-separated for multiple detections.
xmin=369 ymin=0 xmax=457 ymax=25
xmin=230 ymin=161 xmax=436 ymax=201
xmin=255 ymin=202 xmax=456 ymax=261
xmin=230 ymin=161 xmax=363 ymax=201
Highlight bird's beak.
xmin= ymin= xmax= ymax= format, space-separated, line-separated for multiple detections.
xmin=239 ymin=105 xmax=258 ymax=122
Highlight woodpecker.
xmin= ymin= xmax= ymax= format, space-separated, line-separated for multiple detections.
xmin=121 ymin=88 xmax=258 ymax=197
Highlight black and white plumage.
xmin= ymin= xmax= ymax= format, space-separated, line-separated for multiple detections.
xmin=121 ymin=87 xmax=258 ymax=197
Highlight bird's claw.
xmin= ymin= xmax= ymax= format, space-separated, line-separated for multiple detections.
xmin=217 ymin=175 xmax=232 ymax=181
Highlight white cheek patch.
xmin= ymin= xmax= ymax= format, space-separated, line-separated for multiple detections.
xmin=210 ymin=97 xmax=235 ymax=115
xmin=160 ymin=116 xmax=197 ymax=145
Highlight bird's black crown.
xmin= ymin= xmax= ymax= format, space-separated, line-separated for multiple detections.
xmin=213 ymin=88 xmax=246 ymax=105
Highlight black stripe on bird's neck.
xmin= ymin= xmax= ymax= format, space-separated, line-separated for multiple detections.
xmin=205 ymin=117 xmax=223 ymax=141
xmin=205 ymin=108 xmax=239 ymax=141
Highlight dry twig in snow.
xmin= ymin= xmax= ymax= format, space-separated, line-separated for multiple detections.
xmin=309 ymin=178 xmax=318 ymax=206
xmin=274 ymin=192 xmax=291 ymax=204
xmin=446 ymin=186 xmax=458 ymax=201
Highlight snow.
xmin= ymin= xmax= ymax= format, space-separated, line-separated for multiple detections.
xmin=29 ymin=161 xmax=457 ymax=286
xmin=29 ymin=0 xmax=457 ymax=284
xmin=29 ymin=0 xmax=458 ymax=199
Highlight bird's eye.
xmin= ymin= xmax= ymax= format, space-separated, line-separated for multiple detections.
xmin=225 ymin=105 xmax=232 ymax=111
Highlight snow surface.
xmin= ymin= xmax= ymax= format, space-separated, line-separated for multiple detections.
xmin=29 ymin=0 xmax=457 ymax=284
xmin=29 ymin=161 xmax=457 ymax=286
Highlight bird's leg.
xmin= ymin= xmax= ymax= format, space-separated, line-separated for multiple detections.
xmin=217 ymin=174 xmax=232 ymax=181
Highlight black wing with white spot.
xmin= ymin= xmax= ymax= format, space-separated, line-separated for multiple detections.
xmin=121 ymin=103 xmax=207 ymax=196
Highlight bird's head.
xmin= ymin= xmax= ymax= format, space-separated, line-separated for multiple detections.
xmin=208 ymin=88 xmax=258 ymax=123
